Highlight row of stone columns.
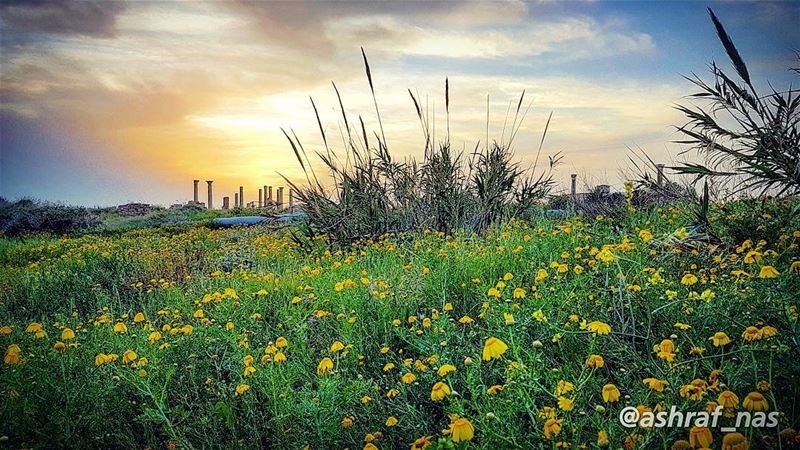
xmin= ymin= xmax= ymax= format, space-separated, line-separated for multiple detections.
xmin=193 ymin=180 xmax=295 ymax=210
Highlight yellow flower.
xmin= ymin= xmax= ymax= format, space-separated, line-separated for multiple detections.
xmin=430 ymin=382 xmax=451 ymax=401
xmin=458 ymin=315 xmax=474 ymax=324
xmin=596 ymin=249 xmax=617 ymax=263
xmin=555 ymin=380 xmax=574 ymax=395
xmin=53 ymin=341 xmax=67 ymax=352
xmin=482 ymin=337 xmax=509 ymax=360
xmin=602 ymin=384 xmax=620 ymax=403
xmin=317 ymin=357 xmax=334 ymax=376
xmin=655 ymin=339 xmax=677 ymax=362
xmin=689 ymin=426 xmax=713 ymax=448
xmin=758 ymin=265 xmax=780 ymax=279
xmin=535 ymin=268 xmax=549 ymax=282
xmin=4 ymin=344 xmax=21 ymax=365
xmin=741 ymin=326 xmax=763 ymax=342
xmin=586 ymin=321 xmax=611 ymax=336
xmin=243 ymin=366 xmax=256 ymax=377
xmin=401 ymin=372 xmax=417 ymax=384
xmin=503 ymin=313 xmax=515 ymax=325
xmin=680 ymin=383 xmax=706 ymax=401
xmin=743 ymin=250 xmax=762 ymax=264
xmin=487 ymin=384 xmax=504 ymax=395
xmin=385 ymin=416 xmax=398 ymax=426
xmin=643 ymin=378 xmax=669 ymax=392
xmin=532 ymin=309 xmax=547 ymax=322
xmin=543 ymin=418 xmax=562 ymax=439
xmin=709 ymin=332 xmax=731 ymax=347
xmin=235 ymin=384 xmax=250 ymax=395
xmin=743 ymin=392 xmax=768 ymax=411
xmin=113 ymin=322 xmax=128 ymax=334
xmin=512 ymin=288 xmax=526 ymax=299
xmin=721 ymin=432 xmax=749 ymax=450
xmin=122 ymin=350 xmax=138 ymax=365
xmin=437 ymin=364 xmax=456 ymax=377
xmin=273 ymin=352 xmax=286 ymax=363
xmin=341 ymin=416 xmax=354 ymax=428
xmin=681 ymin=273 xmax=698 ymax=285
xmin=0 ymin=326 xmax=12 ymax=335
xmin=638 ymin=229 xmax=653 ymax=242
xmin=718 ymin=391 xmax=739 ymax=408
xmin=597 ymin=430 xmax=610 ymax=447
xmin=25 ymin=322 xmax=43 ymax=333
xmin=487 ymin=287 xmax=501 ymax=298
xmin=133 ymin=312 xmax=145 ymax=323
xmin=761 ymin=325 xmax=777 ymax=337
xmin=449 ymin=416 xmax=474 ymax=443
xmin=586 ymin=354 xmax=605 ymax=368
xmin=557 ymin=397 xmax=574 ymax=411
xmin=60 ymin=328 xmax=75 ymax=340
xmin=94 ymin=353 xmax=108 ymax=366
xmin=330 ymin=341 xmax=345 ymax=352
xmin=275 ymin=337 xmax=288 ymax=348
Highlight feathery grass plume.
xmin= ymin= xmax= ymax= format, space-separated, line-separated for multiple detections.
xmin=283 ymin=50 xmax=563 ymax=244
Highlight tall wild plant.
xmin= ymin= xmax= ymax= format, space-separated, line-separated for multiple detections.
xmin=283 ymin=48 xmax=562 ymax=244
xmin=673 ymin=8 xmax=800 ymax=200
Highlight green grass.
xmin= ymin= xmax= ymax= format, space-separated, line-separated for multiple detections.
xmin=0 ymin=204 xmax=798 ymax=449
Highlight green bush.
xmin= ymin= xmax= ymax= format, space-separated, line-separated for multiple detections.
xmin=284 ymin=51 xmax=562 ymax=244
xmin=0 ymin=198 xmax=100 ymax=236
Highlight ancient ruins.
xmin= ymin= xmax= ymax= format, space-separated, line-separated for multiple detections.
xmin=189 ymin=180 xmax=296 ymax=211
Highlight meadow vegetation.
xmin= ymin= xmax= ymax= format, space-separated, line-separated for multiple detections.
xmin=1 ymin=199 xmax=799 ymax=449
xmin=1 ymin=8 xmax=799 ymax=450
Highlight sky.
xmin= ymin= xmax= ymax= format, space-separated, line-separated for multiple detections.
xmin=1 ymin=0 xmax=798 ymax=207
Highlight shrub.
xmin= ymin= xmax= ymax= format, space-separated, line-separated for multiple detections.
xmin=284 ymin=50 xmax=562 ymax=244
xmin=0 ymin=198 xmax=100 ymax=236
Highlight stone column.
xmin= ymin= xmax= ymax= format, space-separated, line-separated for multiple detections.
xmin=288 ymin=189 xmax=294 ymax=208
xmin=206 ymin=180 xmax=213 ymax=209
xmin=239 ymin=186 xmax=244 ymax=208
xmin=234 ymin=193 xmax=239 ymax=209
xmin=258 ymin=188 xmax=263 ymax=208
xmin=222 ymin=196 xmax=230 ymax=209
xmin=656 ymin=164 xmax=665 ymax=187
xmin=570 ymin=174 xmax=577 ymax=199
xmin=268 ymin=186 xmax=273 ymax=202
xmin=263 ymin=185 xmax=268 ymax=204
xmin=193 ymin=180 xmax=200 ymax=204
xmin=276 ymin=187 xmax=284 ymax=209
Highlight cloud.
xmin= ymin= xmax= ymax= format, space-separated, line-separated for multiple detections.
xmin=325 ymin=15 xmax=655 ymax=60
xmin=0 ymin=0 xmax=733 ymax=205
xmin=221 ymin=0 xmax=531 ymax=56
xmin=0 ymin=0 xmax=125 ymax=39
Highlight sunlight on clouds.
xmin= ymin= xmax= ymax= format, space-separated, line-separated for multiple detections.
xmin=1 ymin=0 xmax=730 ymax=206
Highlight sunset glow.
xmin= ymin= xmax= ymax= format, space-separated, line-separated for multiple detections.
xmin=1 ymin=1 xmax=797 ymax=206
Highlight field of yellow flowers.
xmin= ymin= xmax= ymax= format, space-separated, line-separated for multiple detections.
xmin=1 ymin=204 xmax=799 ymax=449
